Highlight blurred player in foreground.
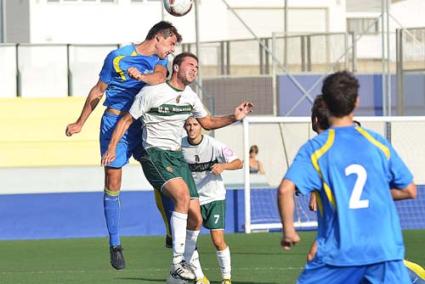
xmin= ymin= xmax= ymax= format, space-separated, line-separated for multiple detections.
xmin=278 ymin=71 xmax=416 ymax=283
xmin=101 ymin=52 xmax=253 ymax=282
xmin=306 ymin=95 xmax=422 ymax=283
xmin=66 ymin=21 xmax=181 ymax=270
xmin=182 ymin=116 xmax=243 ymax=284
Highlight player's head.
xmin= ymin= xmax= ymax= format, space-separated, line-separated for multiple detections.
xmin=184 ymin=116 xmax=202 ymax=141
xmin=249 ymin=145 xmax=259 ymax=157
xmin=311 ymin=95 xmax=331 ymax=134
xmin=321 ymin=71 xmax=359 ymax=118
xmin=172 ymin=52 xmax=199 ymax=86
xmin=146 ymin=21 xmax=182 ymax=59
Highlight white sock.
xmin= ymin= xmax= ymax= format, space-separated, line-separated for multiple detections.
xmin=171 ymin=211 xmax=188 ymax=264
xmin=190 ymin=249 xmax=205 ymax=279
xmin=216 ymin=246 xmax=231 ymax=279
xmin=184 ymin=230 xmax=200 ymax=263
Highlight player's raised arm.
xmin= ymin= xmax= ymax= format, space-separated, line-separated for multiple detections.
xmin=277 ymin=178 xmax=300 ymax=250
xmin=101 ymin=113 xmax=135 ymax=166
xmin=65 ymin=80 xmax=107 ymax=136
xmin=128 ymin=64 xmax=168 ymax=85
xmin=197 ymin=101 xmax=254 ymax=130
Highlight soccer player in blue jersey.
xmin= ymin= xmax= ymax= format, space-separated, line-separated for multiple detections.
xmin=278 ymin=71 xmax=417 ymax=283
xmin=307 ymin=95 xmax=420 ymax=281
xmin=65 ymin=21 xmax=182 ymax=270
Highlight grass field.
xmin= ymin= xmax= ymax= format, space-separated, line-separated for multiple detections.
xmin=0 ymin=230 xmax=424 ymax=284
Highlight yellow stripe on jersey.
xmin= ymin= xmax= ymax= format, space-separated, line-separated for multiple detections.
xmin=131 ymin=50 xmax=138 ymax=56
xmin=404 ymin=260 xmax=425 ymax=280
xmin=311 ymin=129 xmax=336 ymax=208
xmin=154 ymin=190 xmax=172 ymax=237
xmin=113 ymin=55 xmax=126 ymax=81
xmin=356 ymin=127 xmax=390 ymax=159
xmin=323 ymin=182 xmax=335 ymax=208
xmin=315 ymin=192 xmax=324 ymax=217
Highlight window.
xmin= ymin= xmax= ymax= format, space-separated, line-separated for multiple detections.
xmin=347 ymin=18 xmax=379 ymax=35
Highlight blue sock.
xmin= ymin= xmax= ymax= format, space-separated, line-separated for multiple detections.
xmin=104 ymin=189 xmax=120 ymax=247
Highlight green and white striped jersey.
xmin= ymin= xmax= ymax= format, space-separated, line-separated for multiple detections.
xmin=129 ymin=82 xmax=208 ymax=151
xmin=181 ymin=135 xmax=238 ymax=205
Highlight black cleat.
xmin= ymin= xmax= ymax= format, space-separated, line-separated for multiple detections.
xmin=110 ymin=245 xmax=126 ymax=270
xmin=165 ymin=235 xmax=173 ymax=249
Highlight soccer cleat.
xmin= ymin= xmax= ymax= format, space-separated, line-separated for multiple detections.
xmin=195 ymin=276 xmax=210 ymax=284
xmin=110 ymin=245 xmax=126 ymax=270
xmin=170 ymin=260 xmax=196 ymax=281
xmin=165 ymin=234 xmax=173 ymax=248
xmin=221 ymin=279 xmax=231 ymax=284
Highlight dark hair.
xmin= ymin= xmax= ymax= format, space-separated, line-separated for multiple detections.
xmin=145 ymin=21 xmax=182 ymax=43
xmin=172 ymin=52 xmax=198 ymax=68
xmin=321 ymin=71 xmax=359 ymax=117
xmin=311 ymin=95 xmax=331 ymax=133
xmin=249 ymin=145 xmax=259 ymax=154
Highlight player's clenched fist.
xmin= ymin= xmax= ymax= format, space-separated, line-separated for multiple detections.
xmin=281 ymin=231 xmax=300 ymax=251
xmin=128 ymin=67 xmax=143 ymax=81
xmin=211 ymin=163 xmax=225 ymax=175
xmin=65 ymin=123 xmax=82 ymax=137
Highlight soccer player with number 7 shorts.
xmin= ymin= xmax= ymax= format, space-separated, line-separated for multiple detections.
xmin=182 ymin=116 xmax=243 ymax=284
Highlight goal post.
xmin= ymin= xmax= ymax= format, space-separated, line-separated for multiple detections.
xmin=242 ymin=115 xmax=425 ymax=234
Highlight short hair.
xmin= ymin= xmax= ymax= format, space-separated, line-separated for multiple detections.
xmin=311 ymin=95 xmax=331 ymax=133
xmin=145 ymin=21 xmax=182 ymax=43
xmin=321 ymin=71 xmax=359 ymax=117
xmin=172 ymin=52 xmax=198 ymax=68
xmin=249 ymin=145 xmax=259 ymax=154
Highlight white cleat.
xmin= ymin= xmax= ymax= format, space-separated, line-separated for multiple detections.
xmin=170 ymin=260 xmax=196 ymax=281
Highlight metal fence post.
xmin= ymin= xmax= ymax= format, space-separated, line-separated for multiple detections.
xmin=301 ymin=36 xmax=306 ymax=72
xmin=16 ymin=43 xmax=21 ymax=97
xmin=67 ymin=44 xmax=72 ymax=97
xmin=351 ymin=32 xmax=357 ymax=72
xmin=396 ymin=28 xmax=404 ymax=116
xmin=307 ymin=35 xmax=312 ymax=72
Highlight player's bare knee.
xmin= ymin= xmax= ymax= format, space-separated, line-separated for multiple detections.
xmin=105 ymin=168 xmax=122 ymax=191
xmin=174 ymin=191 xmax=190 ymax=212
xmin=187 ymin=208 xmax=202 ymax=229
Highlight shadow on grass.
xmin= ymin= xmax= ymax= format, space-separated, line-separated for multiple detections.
xmin=116 ymin=277 xmax=163 ymax=282
xmin=210 ymin=281 xmax=278 ymax=284
xmin=117 ymin=277 xmax=278 ymax=284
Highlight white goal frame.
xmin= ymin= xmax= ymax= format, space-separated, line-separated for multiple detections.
xmin=242 ymin=115 xmax=425 ymax=233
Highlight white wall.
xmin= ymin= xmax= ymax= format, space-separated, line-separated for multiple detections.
xmin=27 ymin=0 xmax=346 ymax=44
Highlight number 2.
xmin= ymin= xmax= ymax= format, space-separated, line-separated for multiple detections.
xmin=345 ymin=164 xmax=369 ymax=209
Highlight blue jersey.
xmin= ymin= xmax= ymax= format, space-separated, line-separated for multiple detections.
xmin=285 ymin=125 xmax=413 ymax=266
xmin=99 ymin=44 xmax=168 ymax=111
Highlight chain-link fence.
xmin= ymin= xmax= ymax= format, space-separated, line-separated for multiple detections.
xmin=1 ymin=28 xmax=424 ymax=117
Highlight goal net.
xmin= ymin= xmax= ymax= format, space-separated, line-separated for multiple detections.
xmin=239 ymin=116 xmax=425 ymax=233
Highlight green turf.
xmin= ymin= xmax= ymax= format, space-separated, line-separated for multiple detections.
xmin=0 ymin=230 xmax=423 ymax=284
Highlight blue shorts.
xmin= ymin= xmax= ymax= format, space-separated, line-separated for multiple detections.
xmin=100 ymin=112 xmax=143 ymax=168
xmin=297 ymin=258 xmax=411 ymax=284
